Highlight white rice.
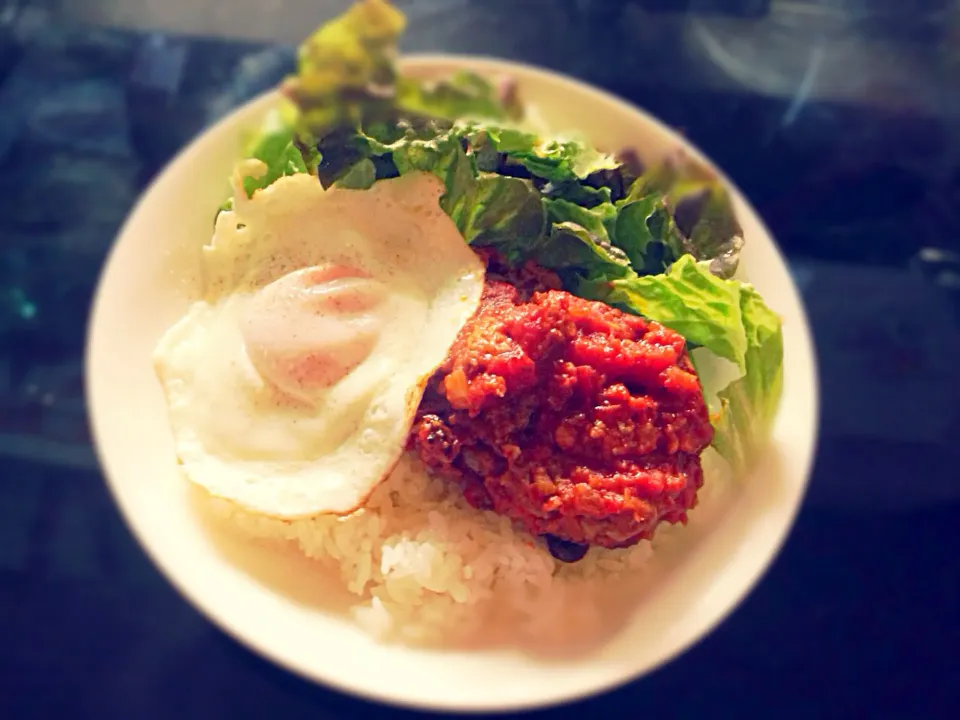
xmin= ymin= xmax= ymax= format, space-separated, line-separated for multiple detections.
xmin=208 ymin=451 xmax=728 ymax=648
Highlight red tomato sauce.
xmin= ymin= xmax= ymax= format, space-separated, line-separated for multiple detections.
xmin=410 ymin=255 xmax=713 ymax=551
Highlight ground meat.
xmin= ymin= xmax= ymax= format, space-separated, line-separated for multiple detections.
xmin=409 ymin=259 xmax=714 ymax=552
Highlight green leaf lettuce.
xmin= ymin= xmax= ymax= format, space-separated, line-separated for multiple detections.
xmin=581 ymin=255 xmax=783 ymax=471
xmin=217 ymin=0 xmax=784 ymax=474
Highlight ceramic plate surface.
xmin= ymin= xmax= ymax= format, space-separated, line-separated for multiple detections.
xmin=87 ymin=56 xmax=818 ymax=713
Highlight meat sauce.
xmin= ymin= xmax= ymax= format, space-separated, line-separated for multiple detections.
xmin=409 ymin=255 xmax=714 ymax=560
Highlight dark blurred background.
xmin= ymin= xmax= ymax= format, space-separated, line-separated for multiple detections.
xmin=1 ymin=1 xmax=958 ymax=718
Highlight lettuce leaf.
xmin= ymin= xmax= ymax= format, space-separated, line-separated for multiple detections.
xmin=455 ymin=176 xmax=546 ymax=262
xmin=220 ymin=101 xmax=313 ymax=211
xmin=333 ymin=124 xmax=545 ymax=263
xmin=581 ymin=255 xmax=783 ymax=472
xmin=333 ymin=158 xmax=376 ymax=189
xmin=462 ymin=123 xmax=617 ymax=184
xmin=532 ymin=192 xmax=680 ymax=281
xmin=283 ymin=1 xmax=517 ymax=140
xmin=537 ymin=222 xmax=632 ymax=279
xmin=282 ymin=0 xmax=406 ymax=137
xmin=613 ymin=193 xmax=679 ymax=275
xmin=516 ymin=136 xmax=617 ymax=183
xmin=626 ymin=161 xmax=744 ymax=279
xmin=589 ymin=255 xmax=747 ymax=370
xmin=397 ymin=71 xmax=517 ymax=122
xmin=710 ymin=285 xmax=784 ymax=472
xmin=545 ymin=198 xmax=617 ymax=240
xmin=543 ymin=181 xmax=612 ymax=207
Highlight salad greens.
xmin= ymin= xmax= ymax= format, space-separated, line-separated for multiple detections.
xmin=225 ymin=100 xmax=311 ymax=209
xmin=224 ymin=0 xmax=783 ymax=473
xmin=711 ymin=285 xmax=784 ymax=473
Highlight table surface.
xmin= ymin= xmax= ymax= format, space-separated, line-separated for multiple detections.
xmin=2 ymin=1 xmax=959 ymax=718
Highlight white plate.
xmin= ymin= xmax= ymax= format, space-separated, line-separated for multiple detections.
xmin=86 ymin=55 xmax=818 ymax=712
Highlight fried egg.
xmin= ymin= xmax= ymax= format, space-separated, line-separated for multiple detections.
xmin=154 ymin=163 xmax=485 ymax=518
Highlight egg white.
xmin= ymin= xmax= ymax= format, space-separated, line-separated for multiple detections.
xmin=154 ymin=165 xmax=484 ymax=518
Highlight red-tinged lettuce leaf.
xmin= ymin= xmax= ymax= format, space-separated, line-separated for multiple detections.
xmin=281 ymin=0 xmax=406 ymax=136
xmin=284 ymin=2 xmax=517 ymax=141
xmin=624 ymin=158 xmax=745 ymax=279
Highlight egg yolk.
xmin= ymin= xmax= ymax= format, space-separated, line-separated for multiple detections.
xmin=241 ymin=264 xmax=386 ymax=404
